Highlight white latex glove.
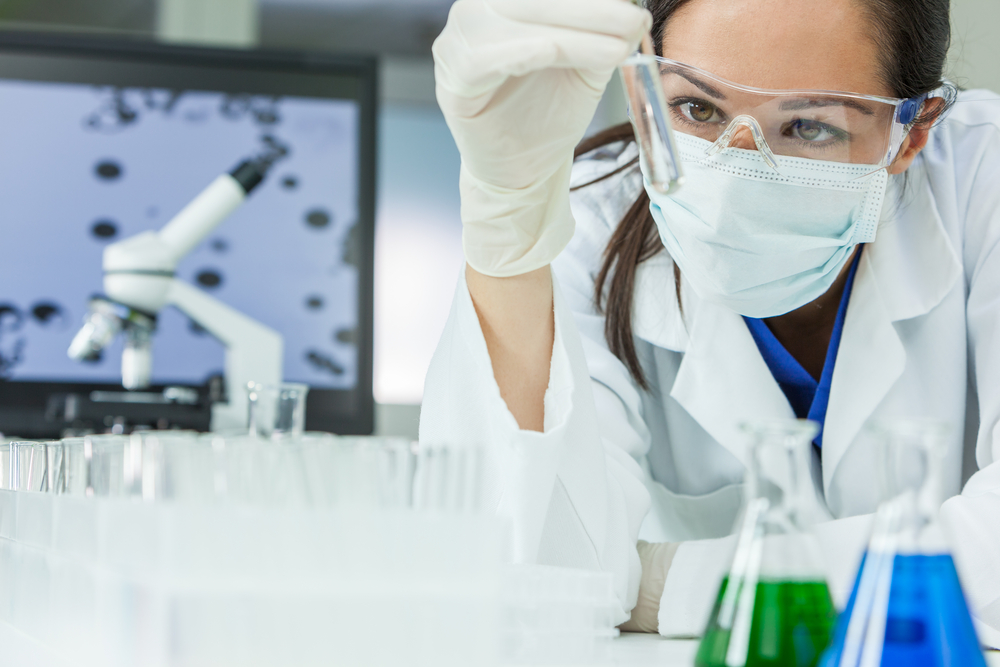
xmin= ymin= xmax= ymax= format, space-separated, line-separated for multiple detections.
xmin=433 ymin=0 xmax=651 ymax=277
xmin=619 ymin=540 xmax=679 ymax=633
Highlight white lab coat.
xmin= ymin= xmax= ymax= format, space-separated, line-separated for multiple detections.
xmin=420 ymin=90 xmax=1000 ymax=638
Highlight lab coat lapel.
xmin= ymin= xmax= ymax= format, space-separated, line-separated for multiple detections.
xmin=819 ymin=249 xmax=905 ymax=492
xmin=821 ymin=170 xmax=961 ymax=492
xmin=632 ymin=249 xmax=797 ymax=466
xmin=632 ymin=253 xmax=690 ymax=352
xmin=669 ymin=299 xmax=794 ymax=467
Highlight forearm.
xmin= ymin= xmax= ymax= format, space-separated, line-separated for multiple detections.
xmin=466 ymin=263 xmax=554 ymax=432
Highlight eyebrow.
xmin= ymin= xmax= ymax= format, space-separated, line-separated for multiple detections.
xmin=661 ymin=66 xmax=728 ymax=100
xmin=778 ymin=97 xmax=876 ymax=116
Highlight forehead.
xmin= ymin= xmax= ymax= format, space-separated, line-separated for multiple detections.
xmin=661 ymin=0 xmax=892 ymax=98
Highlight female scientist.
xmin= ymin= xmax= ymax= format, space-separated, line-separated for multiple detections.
xmin=421 ymin=0 xmax=1000 ymax=635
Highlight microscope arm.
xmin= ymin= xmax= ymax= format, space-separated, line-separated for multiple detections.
xmin=103 ymin=162 xmax=264 ymax=280
xmin=167 ymin=279 xmax=282 ymax=432
xmin=159 ymin=163 xmax=263 ymax=261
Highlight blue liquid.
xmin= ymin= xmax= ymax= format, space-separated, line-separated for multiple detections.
xmin=821 ymin=553 xmax=986 ymax=667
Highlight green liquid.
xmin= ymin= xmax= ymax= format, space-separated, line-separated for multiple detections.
xmin=695 ymin=578 xmax=836 ymax=667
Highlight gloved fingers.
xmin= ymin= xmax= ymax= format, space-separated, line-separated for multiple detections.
xmin=493 ymin=29 xmax=636 ymax=76
xmin=436 ymin=23 xmax=633 ymax=97
xmin=435 ymin=0 xmax=645 ymax=92
xmin=489 ymin=0 xmax=652 ymax=43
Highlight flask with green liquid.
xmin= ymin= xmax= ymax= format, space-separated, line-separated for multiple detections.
xmin=696 ymin=419 xmax=837 ymax=667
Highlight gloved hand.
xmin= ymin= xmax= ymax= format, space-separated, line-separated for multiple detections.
xmin=433 ymin=0 xmax=651 ymax=277
xmin=619 ymin=540 xmax=680 ymax=633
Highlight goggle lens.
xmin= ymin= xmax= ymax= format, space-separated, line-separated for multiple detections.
xmin=656 ymin=58 xmax=912 ymax=167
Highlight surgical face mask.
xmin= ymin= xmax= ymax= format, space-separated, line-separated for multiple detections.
xmin=643 ymin=131 xmax=890 ymax=318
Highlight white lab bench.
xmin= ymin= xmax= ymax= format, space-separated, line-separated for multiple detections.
xmin=612 ymin=634 xmax=1000 ymax=666
xmin=6 ymin=621 xmax=1000 ymax=666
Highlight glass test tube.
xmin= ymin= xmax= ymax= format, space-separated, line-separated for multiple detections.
xmin=619 ymin=53 xmax=684 ymax=194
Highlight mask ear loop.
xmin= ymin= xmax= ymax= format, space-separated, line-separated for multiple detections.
xmin=705 ymin=114 xmax=782 ymax=172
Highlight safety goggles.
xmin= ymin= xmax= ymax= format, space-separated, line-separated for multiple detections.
xmin=654 ymin=56 xmax=930 ymax=170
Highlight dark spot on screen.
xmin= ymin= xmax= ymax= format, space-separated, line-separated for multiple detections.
xmin=335 ymin=328 xmax=357 ymax=345
xmin=211 ymin=238 xmax=229 ymax=253
xmin=189 ymin=319 xmax=208 ymax=336
xmin=306 ymin=350 xmax=344 ymax=376
xmin=0 ymin=304 xmax=24 ymax=332
xmin=0 ymin=305 xmax=25 ymax=377
xmin=31 ymin=302 xmax=64 ymax=325
xmin=196 ymin=270 xmax=223 ymax=289
xmin=305 ymin=208 xmax=332 ymax=229
xmin=305 ymin=295 xmax=324 ymax=311
xmin=80 ymin=349 xmax=103 ymax=364
xmin=282 ymin=175 xmax=298 ymax=190
xmin=255 ymin=109 xmax=279 ymax=125
xmin=342 ymin=223 xmax=361 ymax=268
xmin=91 ymin=220 xmax=118 ymax=240
xmin=95 ymin=160 xmax=122 ymax=181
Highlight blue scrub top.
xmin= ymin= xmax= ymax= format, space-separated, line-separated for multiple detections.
xmin=743 ymin=250 xmax=862 ymax=447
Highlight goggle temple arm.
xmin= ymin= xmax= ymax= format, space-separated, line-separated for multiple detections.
xmin=885 ymin=93 xmax=930 ymax=166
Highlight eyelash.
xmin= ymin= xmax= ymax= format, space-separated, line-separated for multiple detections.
xmin=667 ymin=96 xmax=851 ymax=147
xmin=667 ymin=97 xmax=728 ymax=127
xmin=779 ymin=120 xmax=851 ymax=148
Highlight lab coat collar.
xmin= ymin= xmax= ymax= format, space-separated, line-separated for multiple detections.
xmin=864 ymin=170 xmax=962 ymax=323
xmin=632 ymin=164 xmax=961 ymax=481
xmin=822 ymin=167 xmax=962 ymax=491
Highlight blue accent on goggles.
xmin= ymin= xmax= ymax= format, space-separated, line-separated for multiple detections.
xmin=898 ymin=95 xmax=927 ymax=126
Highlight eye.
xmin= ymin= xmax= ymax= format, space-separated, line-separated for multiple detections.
xmin=678 ymin=100 xmax=723 ymax=124
xmin=787 ymin=119 xmax=843 ymax=143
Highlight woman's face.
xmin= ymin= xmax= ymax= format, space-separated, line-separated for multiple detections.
xmin=660 ymin=0 xmax=933 ymax=172
xmin=662 ymin=0 xmax=889 ymax=97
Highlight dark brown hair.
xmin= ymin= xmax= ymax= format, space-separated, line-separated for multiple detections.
xmin=575 ymin=0 xmax=955 ymax=389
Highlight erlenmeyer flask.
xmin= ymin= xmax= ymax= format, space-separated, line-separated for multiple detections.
xmin=820 ymin=421 xmax=987 ymax=667
xmin=696 ymin=419 xmax=837 ymax=667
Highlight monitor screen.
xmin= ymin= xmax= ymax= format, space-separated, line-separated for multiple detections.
xmin=0 ymin=33 xmax=376 ymax=436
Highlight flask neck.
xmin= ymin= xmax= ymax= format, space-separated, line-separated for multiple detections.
xmin=872 ymin=421 xmax=949 ymax=554
xmin=745 ymin=436 xmax=826 ymax=533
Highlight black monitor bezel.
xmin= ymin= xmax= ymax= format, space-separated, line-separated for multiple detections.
xmin=0 ymin=31 xmax=377 ymax=437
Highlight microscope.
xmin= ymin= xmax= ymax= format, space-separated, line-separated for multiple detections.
xmin=68 ymin=141 xmax=287 ymax=432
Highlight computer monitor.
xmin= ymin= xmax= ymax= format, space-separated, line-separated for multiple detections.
xmin=0 ymin=32 xmax=377 ymax=437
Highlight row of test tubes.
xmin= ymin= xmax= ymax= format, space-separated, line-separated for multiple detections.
xmin=0 ymin=433 xmax=485 ymax=512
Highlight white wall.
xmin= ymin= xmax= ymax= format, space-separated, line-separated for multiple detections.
xmin=373 ymin=59 xmax=463 ymax=407
xmin=950 ymin=0 xmax=1000 ymax=93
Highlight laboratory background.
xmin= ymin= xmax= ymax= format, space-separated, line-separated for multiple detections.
xmin=0 ymin=0 xmax=996 ymax=437
xmin=0 ymin=0 xmax=999 ymax=666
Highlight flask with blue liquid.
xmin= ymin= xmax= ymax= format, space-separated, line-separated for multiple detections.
xmin=821 ymin=421 xmax=987 ymax=667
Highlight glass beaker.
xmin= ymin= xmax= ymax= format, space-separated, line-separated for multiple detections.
xmin=246 ymin=381 xmax=309 ymax=440
xmin=820 ymin=421 xmax=987 ymax=667
xmin=619 ymin=53 xmax=684 ymax=194
xmin=11 ymin=441 xmax=58 ymax=492
xmin=696 ymin=419 xmax=837 ymax=667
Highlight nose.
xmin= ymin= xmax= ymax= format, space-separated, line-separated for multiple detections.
xmin=726 ymin=125 xmax=757 ymax=152
xmin=706 ymin=114 xmax=781 ymax=171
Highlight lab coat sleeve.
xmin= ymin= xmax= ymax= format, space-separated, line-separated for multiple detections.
xmin=940 ymin=110 xmax=1000 ymax=633
xmin=420 ymin=263 xmax=652 ymax=622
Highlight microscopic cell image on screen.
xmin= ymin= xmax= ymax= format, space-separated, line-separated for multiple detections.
xmin=0 ymin=79 xmax=360 ymax=390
